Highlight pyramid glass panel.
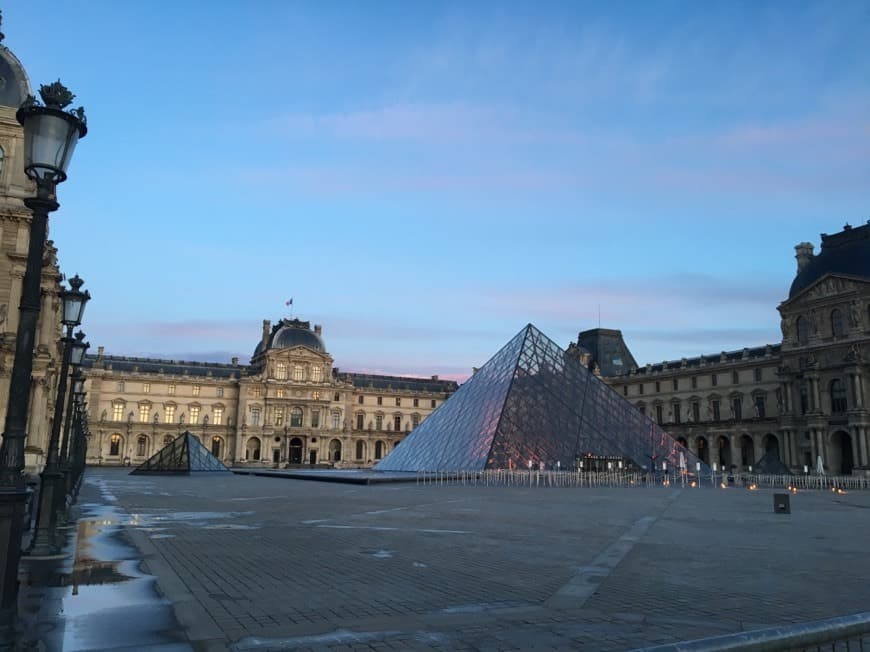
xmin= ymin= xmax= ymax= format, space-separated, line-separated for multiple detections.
xmin=375 ymin=324 xmax=710 ymax=476
xmin=131 ymin=431 xmax=230 ymax=474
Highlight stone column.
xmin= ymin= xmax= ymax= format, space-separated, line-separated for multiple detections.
xmin=858 ymin=426 xmax=869 ymax=468
xmin=811 ymin=377 xmax=822 ymax=412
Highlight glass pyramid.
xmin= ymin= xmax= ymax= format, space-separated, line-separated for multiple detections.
xmin=130 ymin=431 xmax=230 ymax=474
xmin=376 ymin=324 xmax=711 ymax=476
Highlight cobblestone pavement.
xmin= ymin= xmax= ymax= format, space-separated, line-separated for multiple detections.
xmin=71 ymin=469 xmax=870 ymax=651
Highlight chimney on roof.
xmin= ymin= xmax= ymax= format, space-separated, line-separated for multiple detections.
xmin=314 ymin=324 xmax=322 ymax=335
xmin=261 ymin=319 xmax=271 ymax=351
xmin=232 ymin=356 xmax=239 ymax=366
xmin=795 ymin=242 xmax=814 ymax=273
xmin=431 ymin=375 xmax=439 ymax=381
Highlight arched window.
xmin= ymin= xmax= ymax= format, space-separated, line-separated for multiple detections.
xmin=329 ymin=439 xmax=342 ymax=462
xmin=355 ymin=440 xmax=364 ymax=460
xmin=290 ymin=407 xmax=303 ymax=427
xmin=246 ymin=437 xmax=261 ymax=461
xmin=136 ymin=436 xmax=147 ymax=457
xmin=831 ymin=309 xmax=845 ymax=338
xmin=110 ymin=434 xmax=122 ymax=456
xmin=830 ymin=379 xmax=847 ymax=413
xmin=796 ymin=316 xmax=809 ymax=344
xmin=211 ymin=436 xmax=222 ymax=458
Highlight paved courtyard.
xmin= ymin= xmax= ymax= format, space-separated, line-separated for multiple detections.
xmin=22 ymin=468 xmax=870 ymax=651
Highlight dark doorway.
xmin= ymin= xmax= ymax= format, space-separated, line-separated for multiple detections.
xmin=762 ymin=433 xmax=780 ymax=461
xmin=831 ymin=431 xmax=854 ymax=475
xmin=717 ymin=436 xmax=732 ymax=470
xmin=740 ymin=435 xmax=754 ymax=467
xmin=289 ymin=437 xmax=303 ymax=464
xmin=310 ymin=450 xmax=317 ymax=465
xmin=695 ymin=437 xmax=709 ymax=465
xmin=272 ymin=449 xmax=280 ymax=464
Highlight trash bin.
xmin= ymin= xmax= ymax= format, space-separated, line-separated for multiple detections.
xmin=774 ymin=493 xmax=790 ymax=514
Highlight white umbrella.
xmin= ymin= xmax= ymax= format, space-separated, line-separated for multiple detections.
xmin=679 ymin=451 xmax=686 ymax=470
xmin=816 ymin=455 xmax=825 ymax=475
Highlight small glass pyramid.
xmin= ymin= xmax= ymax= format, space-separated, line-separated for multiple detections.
xmin=131 ymin=431 xmax=230 ymax=474
xmin=376 ymin=324 xmax=710 ymax=476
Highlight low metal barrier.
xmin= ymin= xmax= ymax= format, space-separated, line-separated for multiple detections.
xmin=631 ymin=611 xmax=870 ymax=651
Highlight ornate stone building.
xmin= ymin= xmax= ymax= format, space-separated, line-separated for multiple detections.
xmin=573 ymin=223 xmax=870 ymax=475
xmin=0 ymin=36 xmax=66 ymax=472
xmin=81 ymin=318 xmax=458 ymax=468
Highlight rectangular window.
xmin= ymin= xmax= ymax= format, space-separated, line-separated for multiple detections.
xmin=164 ymin=405 xmax=176 ymax=423
xmin=733 ymin=398 xmax=742 ymax=420
xmin=332 ymin=412 xmax=340 ymax=429
xmin=655 ymin=381 xmax=661 ymax=393
xmin=376 ymin=415 xmax=383 ymax=430
xmin=692 ymin=402 xmax=700 ymax=422
xmin=394 ymin=415 xmax=402 ymax=431
xmin=754 ymin=368 xmax=762 ymax=382
xmin=213 ymin=407 xmax=223 ymax=425
xmin=113 ymin=403 xmax=124 ymax=421
xmin=672 ymin=405 xmax=681 ymax=424
xmin=216 ymin=387 xmax=224 ymax=398
xmin=711 ymin=374 xmax=718 ymax=387
xmin=356 ymin=413 xmax=364 ymax=430
xmin=712 ymin=400 xmax=720 ymax=421
xmin=276 ymin=389 xmax=285 ymax=398
xmin=250 ymin=407 xmax=260 ymax=426
xmin=639 ymin=384 xmax=644 ymax=395
xmin=623 ymin=386 xmax=628 ymax=396
xmin=377 ymin=396 xmax=383 ymax=406
xmin=312 ymin=367 xmax=322 ymax=382
xmin=691 ymin=376 xmax=698 ymax=389
xmin=334 ymin=392 xmax=340 ymax=402
xmin=412 ymin=414 xmax=420 ymax=428
xmin=672 ymin=378 xmax=678 ymax=391
xmin=253 ymin=386 xmax=261 ymax=398
xmin=358 ymin=395 xmax=364 ymax=404
xmin=168 ymin=384 xmax=176 ymax=395
xmin=655 ymin=405 xmax=663 ymax=424
xmin=293 ymin=365 xmax=304 ymax=381
xmin=732 ymin=371 xmax=739 ymax=384
xmin=117 ymin=381 xmax=125 ymax=393
xmin=754 ymin=396 xmax=765 ymax=419
xmin=142 ymin=383 xmax=150 ymax=394
xmin=274 ymin=407 xmax=284 ymax=426
xmin=311 ymin=410 xmax=320 ymax=429
xmin=396 ymin=397 xmax=401 ymax=406
xmin=190 ymin=406 xmax=200 ymax=424
xmin=192 ymin=385 xmax=201 ymax=397
xmin=139 ymin=404 xmax=150 ymax=423
xmin=413 ymin=398 xmax=419 ymax=407
xmin=275 ymin=362 xmax=288 ymax=380
xmin=431 ymin=399 xmax=436 ymax=408
xmin=290 ymin=409 xmax=303 ymax=427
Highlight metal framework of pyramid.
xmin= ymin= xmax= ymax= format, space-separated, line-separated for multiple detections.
xmin=376 ymin=324 xmax=711 ymax=475
xmin=130 ymin=431 xmax=231 ymax=474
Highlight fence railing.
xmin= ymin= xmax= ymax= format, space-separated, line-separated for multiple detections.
xmin=630 ymin=610 xmax=870 ymax=651
xmin=413 ymin=469 xmax=870 ymax=490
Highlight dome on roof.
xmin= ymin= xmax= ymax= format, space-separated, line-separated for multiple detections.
xmin=788 ymin=223 xmax=870 ymax=299
xmin=271 ymin=320 xmax=325 ymax=352
xmin=0 ymin=45 xmax=32 ymax=108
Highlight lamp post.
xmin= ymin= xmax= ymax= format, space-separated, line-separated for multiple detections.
xmin=0 ymin=81 xmax=86 ymax=626
xmin=59 ymin=332 xmax=89 ymax=513
xmin=30 ymin=280 xmax=89 ymax=555
xmin=68 ymin=395 xmax=87 ymax=499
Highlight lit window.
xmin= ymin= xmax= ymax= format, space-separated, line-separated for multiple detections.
xmin=276 ymin=389 xmax=285 ymax=398
xmin=293 ymin=365 xmax=304 ymax=381
xmin=291 ymin=407 xmax=303 ymax=427
xmin=164 ymin=405 xmax=176 ymax=423
xmin=216 ymin=387 xmax=224 ymax=398
xmin=142 ymin=383 xmax=150 ymax=394
xmin=250 ymin=407 xmax=260 ymax=426
xmin=168 ymin=384 xmax=176 ymax=395
xmin=253 ymin=386 xmax=261 ymax=398
xmin=192 ymin=385 xmax=200 ymax=397
xmin=117 ymin=381 xmax=125 ymax=392
xmin=112 ymin=403 xmax=124 ymax=421
xmin=274 ymin=407 xmax=284 ymax=426
xmin=190 ymin=406 xmax=200 ymax=424
xmin=312 ymin=391 xmax=321 ymax=400
xmin=312 ymin=367 xmax=322 ymax=382
xmin=311 ymin=409 xmax=320 ymax=428
xmin=275 ymin=362 xmax=288 ymax=380
xmin=213 ymin=407 xmax=223 ymax=425
xmin=139 ymin=405 xmax=150 ymax=423
xmin=110 ymin=434 xmax=121 ymax=456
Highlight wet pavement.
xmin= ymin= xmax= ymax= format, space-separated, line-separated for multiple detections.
xmin=14 ymin=468 xmax=870 ymax=651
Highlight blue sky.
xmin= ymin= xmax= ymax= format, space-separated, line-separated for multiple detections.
xmin=6 ymin=1 xmax=870 ymax=379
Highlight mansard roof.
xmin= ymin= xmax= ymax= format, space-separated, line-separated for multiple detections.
xmin=337 ymin=371 xmax=458 ymax=394
xmin=83 ymin=354 xmax=244 ymax=379
xmin=613 ymin=343 xmax=781 ymax=378
xmin=788 ymin=222 xmax=870 ymax=300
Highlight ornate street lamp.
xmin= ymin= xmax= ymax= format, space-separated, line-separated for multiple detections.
xmin=59 ymin=332 xmax=89 ymax=511
xmin=0 ymin=80 xmax=86 ymax=623
xmin=30 ymin=279 xmax=89 ymax=554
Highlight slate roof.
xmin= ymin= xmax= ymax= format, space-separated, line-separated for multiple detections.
xmin=83 ymin=354 xmax=243 ymax=379
xmin=338 ymin=372 xmax=458 ymax=394
xmin=789 ymin=222 xmax=870 ymax=299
